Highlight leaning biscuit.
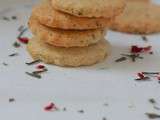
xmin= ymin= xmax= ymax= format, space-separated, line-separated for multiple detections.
xmin=28 ymin=16 xmax=106 ymax=47
xmin=32 ymin=0 xmax=112 ymax=30
xmin=51 ymin=0 xmax=125 ymax=18
xmin=27 ymin=37 xmax=111 ymax=67
xmin=111 ymin=2 xmax=160 ymax=34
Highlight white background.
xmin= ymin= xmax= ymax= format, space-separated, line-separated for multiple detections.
xmin=0 ymin=0 xmax=160 ymax=120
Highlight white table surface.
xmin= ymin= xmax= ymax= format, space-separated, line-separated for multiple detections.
xmin=0 ymin=0 xmax=160 ymax=120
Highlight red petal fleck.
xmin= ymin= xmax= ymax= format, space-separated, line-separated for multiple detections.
xmin=131 ymin=45 xmax=152 ymax=54
xmin=36 ymin=65 xmax=45 ymax=69
xmin=18 ymin=37 xmax=29 ymax=44
xmin=137 ymin=72 xmax=145 ymax=79
xmin=143 ymin=46 xmax=152 ymax=52
xmin=131 ymin=46 xmax=143 ymax=53
xmin=44 ymin=102 xmax=58 ymax=111
xmin=157 ymin=76 xmax=160 ymax=80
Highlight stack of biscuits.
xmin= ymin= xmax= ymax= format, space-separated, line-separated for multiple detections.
xmin=27 ymin=0 xmax=125 ymax=67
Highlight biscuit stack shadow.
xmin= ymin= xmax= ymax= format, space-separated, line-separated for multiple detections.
xmin=27 ymin=0 xmax=125 ymax=67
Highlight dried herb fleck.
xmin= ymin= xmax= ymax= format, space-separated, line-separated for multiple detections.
xmin=115 ymin=57 xmax=127 ymax=62
xmin=142 ymin=36 xmax=148 ymax=42
xmin=13 ymin=41 xmax=21 ymax=48
xmin=143 ymin=72 xmax=159 ymax=75
xmin=11 ymin=16 xmax=17 ymax=20
xmin=121 ymin=54 xmax=143 ymax=62
xmin=25 ymin=72 xmax=41 ymax=79
xmin=63 ymin=107 xmax=67 ymax=111
xmin=26 ymin=66 xmax=47 ymax=79
xmin=77 ymin=110 xmax=84 ymax=114
xmin=2 ymin=62 xmax=8 ymax=66
xmin=32 ymin=69 xmax=48 ymax=74
xmin=9 ymin=53 xmax=18 ymax=57
xmin=149 ymin=98 xmax=160 ymax=110
xmin=18 ymin=25 xmax=25 ymax=32
xmin=154 ymin=106 xmax=160 ymax=110
xmin=149 ymin=98 xmax=156 ymax=104
xmin=17 ymin=27 xmax=28 ymax=39
xmin=150 ymin=52 xmax=154 ymax=55
xmin=115 ymin=45 xmax=152 ymax=63
xmin=9 ymin=98 xmax=15 ymax=102
xmin=103 ymin=103 xmax=109 ymax=106
xmin=102 ymin=117 xmax=107 ymax=120
xmin=145 ymin=113 xmax=160 ymax=119
xmin=2 ymin=16 xmax=10 ymax=21
xmin=26 ymin=59 xmax=41 ymax=65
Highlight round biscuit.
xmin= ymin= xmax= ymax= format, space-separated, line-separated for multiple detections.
xmin=51 ymin=0 xmax=125 ymax=18
xmin=111 ymin=2 xmax=160 ymax=34
xmin=27 ymin=37 xmax=111 ymax=67
xmin=32 ymin=0 xmax=113 ymax=30
xmin=28 ymin=16 xmax=106 ymax=47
